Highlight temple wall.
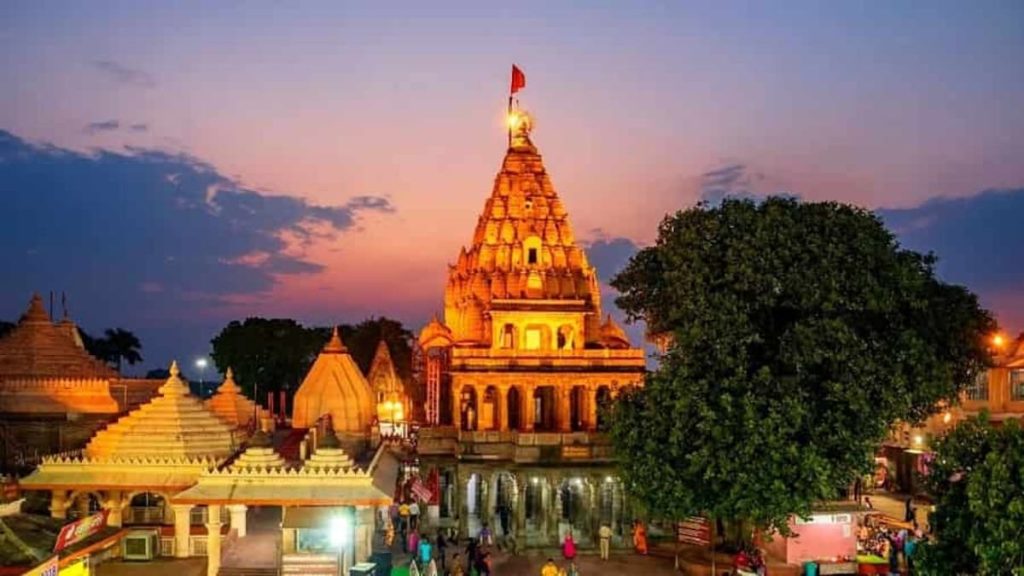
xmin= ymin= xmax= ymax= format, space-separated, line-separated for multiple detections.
xmin=0 ymin=414 xmax=113 ymax=473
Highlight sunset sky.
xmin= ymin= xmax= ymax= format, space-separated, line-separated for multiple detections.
xmin=2 ymin=1 xmax=1023 ymax=374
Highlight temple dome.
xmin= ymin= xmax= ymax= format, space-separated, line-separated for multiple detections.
xmin=0 ymin=294 xmax=117 ymax=380
xmin=85 ymin=361 xmax=236 ymax=459
xmin=418 ymin=315 xmax=454 ymax=349
xmin=206 ymin=367 xmax=262 ymax=430
xmin=291 ymin=328 xmax=374 ymax=436
xmin=599 ymin=315 xmax=631 ymax=349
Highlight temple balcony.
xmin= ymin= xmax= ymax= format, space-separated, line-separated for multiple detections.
xmin=417 ymin=426 xmax=613 ymax=463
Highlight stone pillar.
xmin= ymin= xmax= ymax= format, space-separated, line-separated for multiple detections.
xmin=557 ymin=388 xmax=571 ymax=432
xmin=456 ymin=468 xmax=469 ymax=539
xmin=355 ymin=506 xmax=374 ymax=565
xmin=228 ymin=504 xmax=248 ymax=537
xmin=205 ymin=505 xmax=223 ymax=576
xmin=514 ymin=474 xmax=527 ymax=535
xmin=172 ymin=504 xmax=193 ymax=558
xmin=497 ymin=388 xmax=508 ymax=432
xmin=478 ymin=472 xmax=491 ymax=528
xmin=483 ymin=472 xmax=497 ymax=527
xmin=76 ymin=495 xmax=91 ymax=517
xmin=103 ymin=490 xmax=124 ymax=528
xmin=452 ymin=380 xmax=462 ymax=432
xmin=522 ymin=385 xmax=535 ymax=432
xmin=473 ymin=384 xmax=486 ymax=431
xmin=546 ymin=473 xmax=561 ymax=544
xmin=50 ymin=490 xmax=69 ymax=519
xmin=586 ymin=387 xmax=598 ymax=431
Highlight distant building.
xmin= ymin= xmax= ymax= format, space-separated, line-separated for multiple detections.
xmin=416 ymin=108 xmax=646 ymax=547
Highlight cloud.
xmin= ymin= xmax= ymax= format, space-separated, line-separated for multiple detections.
xmin=0 ymin=129 xmax=395 ymax=351
xmin=93 ymin=60 xmax=156 ymax=88
xmin=129 ymin=123 xmax=148 ymax=133
xmin=583 ymin=229 xmax=641 ymax=284
xmin=84 ymin=120 xmax=120 ymax=134
xmin=880 ymin=189 xmax=1024 ymax=332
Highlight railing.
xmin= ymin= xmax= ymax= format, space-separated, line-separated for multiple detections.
xmin=128 ymin=506 xmax=165 ymax=525
xmin=453 ymin=348 xmax=644 ymax=360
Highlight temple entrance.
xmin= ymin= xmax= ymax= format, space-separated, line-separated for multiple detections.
xmin=598 ymin=477 xmax=624 ymax=539
xmin=507 ymin=387 xmax=521 ymax=430
xmin=524 ymin=477 xmax=546 ymax=540
xmin=481 ymin=386 xmax=499 ymax=430
xmin=569 ymin=386 xmax=586 ymax=431
xmin=559 ymin=478 xmax=591 ymax=544
xmin=128 ymin=492 xmax=167 ymax=524
xmin=460 ymin=387 xmax=478 ymax=430
xmin=533 ymin=386 xmax=556 ymax=431
xmin=492 ymin=472 xmax=517 ymax=536
xmin=596 ymin=386 xmax=611 ymax=429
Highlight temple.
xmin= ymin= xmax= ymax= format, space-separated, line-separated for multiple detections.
xmin=368 ymin=340 xmax=410 ymax=435
xmin=416 ymin=109 xmax=646 ymax=546
xmin=0 ymin=294 xmax=162 ymax=473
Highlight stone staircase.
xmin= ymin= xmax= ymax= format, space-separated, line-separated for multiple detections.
xmin=218 ymin=567 xmax=278 ymax=576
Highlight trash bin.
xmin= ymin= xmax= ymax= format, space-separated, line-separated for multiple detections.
xmin=804 ymin=561 xmax=819 ymax=576
xmin=370 ymin=550 xmax=392 ymax=575
xmin=350 ymin=562 xmax=376 ymax=576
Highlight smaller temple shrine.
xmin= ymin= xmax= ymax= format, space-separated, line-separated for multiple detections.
xmin=291 ymin=328 xmax=374 ymax=452
xmin=205 ymin=367 xmax=270 ymax=433
xmin=367 ymin=340 xmax=410 ymax=435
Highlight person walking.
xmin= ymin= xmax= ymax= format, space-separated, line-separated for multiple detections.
xmin=599 ymin=523 xmax=612 ymax=560
xmin=562 ymin=529 xmax=577 ymax=561
xmin=541 ymin=558 xmax=559 ymax=576
xmin=479 ymin=522 xmax=494 ymax=547
xmin=418 ymin=533 xmax=434 ymax=566
xmin=436 ymin=530 xmax=448 ymax=572
xmin=904 ymin=530 xmax=918 ymax=574
xmin=399 ymin=501 xmax=411 ymax=544
xmin=450 ymin=553 xmax=465 ymax=576
xmin=567 ymin=560 xmax=580 ymax=576
xmin=410 ymin=500 xmax=421 ymax=531
xmin=632 ymin=520 xmax=648 ymax=555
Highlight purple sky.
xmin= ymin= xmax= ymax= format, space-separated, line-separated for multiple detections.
xmin=1 ymin=1 xmax=1023 ymax=374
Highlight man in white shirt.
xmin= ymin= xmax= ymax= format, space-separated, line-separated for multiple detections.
xmin=599 ymin=524 xmax=613 ymax=560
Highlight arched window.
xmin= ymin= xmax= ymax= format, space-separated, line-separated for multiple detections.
xmin=502 ymin=324 xmax=516 ymax=349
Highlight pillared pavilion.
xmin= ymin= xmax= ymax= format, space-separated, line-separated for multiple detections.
xmin=415 ymin=108 xmax=646 ymax=546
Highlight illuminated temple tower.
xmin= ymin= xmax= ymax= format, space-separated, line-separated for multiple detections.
xmin=417 ymin=109 xmax=645 ymax=547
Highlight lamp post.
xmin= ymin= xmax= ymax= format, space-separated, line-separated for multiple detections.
xmin=195 ymin=358 xmax=209 ymax=397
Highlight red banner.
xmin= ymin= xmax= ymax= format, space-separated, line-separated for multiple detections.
xmin=410 ymin=477 xmax=433 ymax=503
xmin=54 ymin=510 xmax=109 ymax=553
xmin=677 ymin=516 xmax=711 ymax=546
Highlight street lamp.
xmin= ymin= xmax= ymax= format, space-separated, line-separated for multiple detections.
xmin=195 ymin=358 xmax=209 ymax=397
xmin=329 ymin=512 xmax=353 ymax=574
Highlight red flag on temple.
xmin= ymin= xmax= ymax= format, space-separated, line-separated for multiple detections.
xmin=510 ymin=65 xmax=526 ymax=94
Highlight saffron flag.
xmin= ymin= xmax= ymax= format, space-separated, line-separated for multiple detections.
xmin=511 ymin=65 xmax=526 ymax=94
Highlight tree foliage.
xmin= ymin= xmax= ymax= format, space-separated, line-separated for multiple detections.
xmin=916 ymin=415 xmax=1024 ymax=575
xmin=209 ymin=316 xmax=414 ymax=406
xmin=0 ymin=320 xmax=14 ymax=339
xmin=79 ymin=327 xmax=143 ymax=373
xmin=610 ymin=197 xmax=995 ymax=534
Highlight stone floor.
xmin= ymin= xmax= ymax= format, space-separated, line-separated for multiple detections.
xmin=491 ymin=550 xmax=680 ymax=576
xmin=95 ymin=558 xmax=206 ymax=576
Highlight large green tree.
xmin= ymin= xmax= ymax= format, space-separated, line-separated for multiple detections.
xmin=210 ymin=316 xmax=415 ymax=407
xmin=916 ymin=415 xmax=1024 ymax=575
xmin=210 ymin=318 xmax=325 ymax=401
xmin=610 ymin=197 xmax=994 ymax=535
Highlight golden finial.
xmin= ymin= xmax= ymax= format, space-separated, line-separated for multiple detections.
xmin=170 ymin=360 xmax=180 ymax=377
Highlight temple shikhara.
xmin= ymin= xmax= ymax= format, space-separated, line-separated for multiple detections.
xmin=2 ymin=93 xmax=646 ymax=575
xmin=416 ymin=109 xmax=646 ymax=546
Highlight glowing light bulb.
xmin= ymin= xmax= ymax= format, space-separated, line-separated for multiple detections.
xmin=992 ymin=334 xmax=1005 ymax=348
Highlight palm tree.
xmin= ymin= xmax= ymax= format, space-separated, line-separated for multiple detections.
xmin=103 ymin=328 xmax=143 ymax=373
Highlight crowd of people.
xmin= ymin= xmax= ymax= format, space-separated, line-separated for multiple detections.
xmin=857 ymin=513 xmax=924 ymax=575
